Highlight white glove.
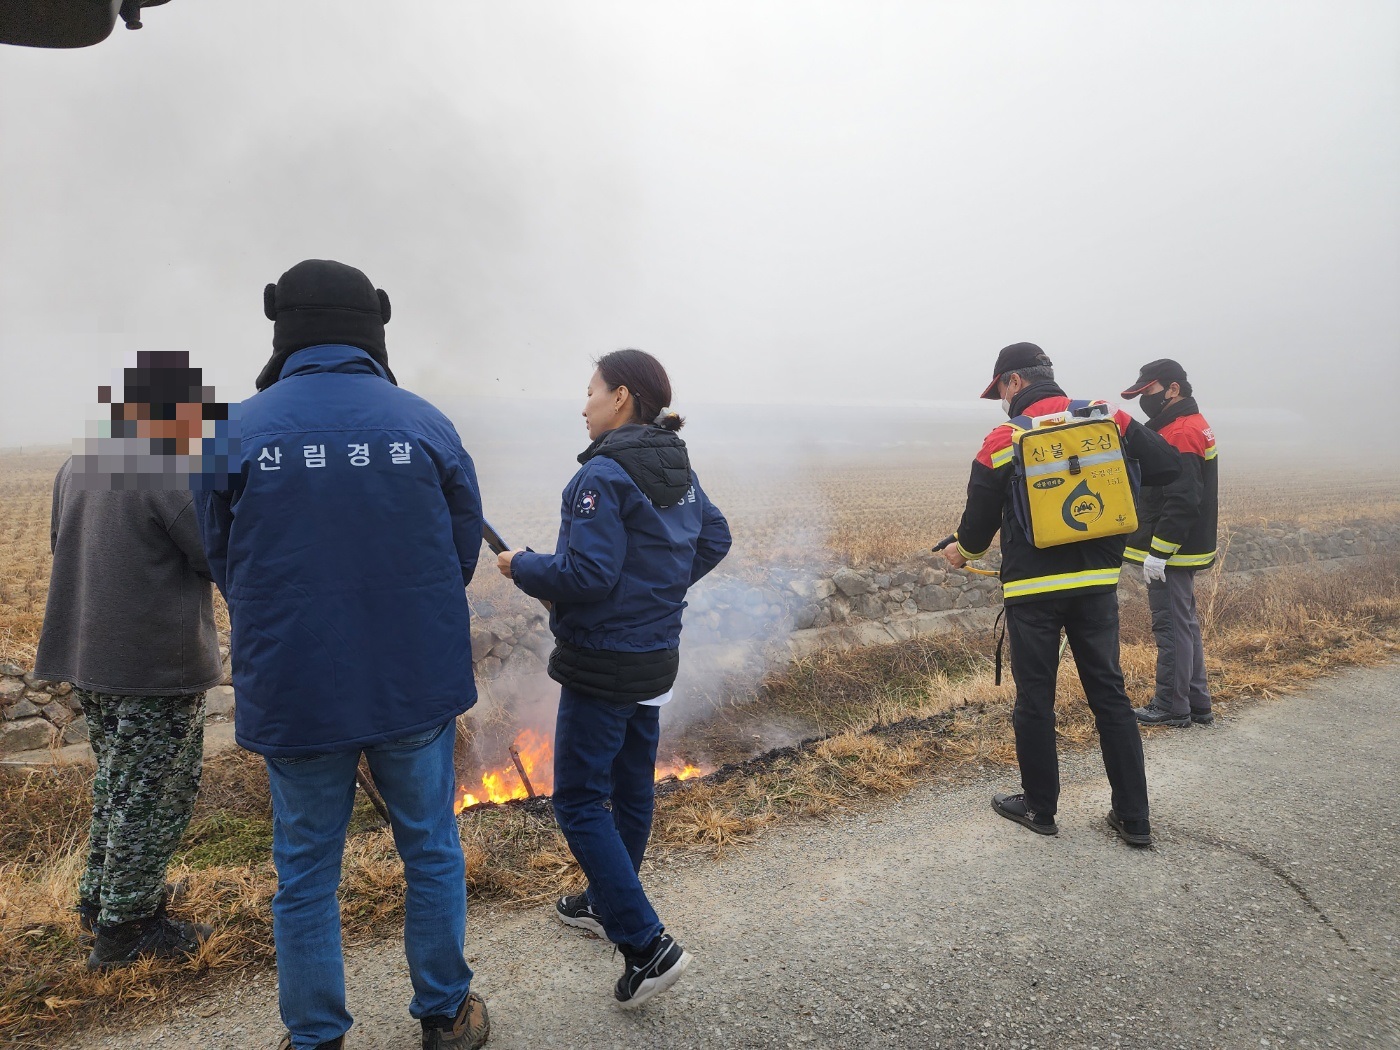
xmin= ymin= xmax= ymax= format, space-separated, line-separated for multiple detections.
xmin=1142 ymin=555 xmax=1168 ymax=584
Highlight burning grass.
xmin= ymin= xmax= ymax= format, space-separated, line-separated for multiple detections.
xmin=452 ymin=714 xmax=711 ymax=813
xmin=2 ymin=554 xmax=1398 ymax=1045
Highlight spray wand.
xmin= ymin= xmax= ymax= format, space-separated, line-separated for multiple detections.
xmin=931 ymin=534 xmax=1067 ymax=682
xmin=931 ymin=534 xmax=1000 ymax=577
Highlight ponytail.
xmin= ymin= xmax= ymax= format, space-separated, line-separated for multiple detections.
xmin=653 ymin=407 xmax=683 ymax=432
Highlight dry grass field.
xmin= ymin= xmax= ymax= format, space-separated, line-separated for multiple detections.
xmin=0 ymin=449 xmax=68 ymax=666
xmin=3 ymin=445 xmax=1398 ymax=664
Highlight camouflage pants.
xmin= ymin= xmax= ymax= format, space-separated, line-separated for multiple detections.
xmin=76 ymin=689 xmax=206 ymax=926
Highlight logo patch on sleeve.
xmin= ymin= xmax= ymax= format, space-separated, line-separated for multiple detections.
xmin=575 ymin=489 xmax=601 ymax=518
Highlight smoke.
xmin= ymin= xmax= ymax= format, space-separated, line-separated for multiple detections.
xmin=5 ymin=1 xmax=1399 ymax=450
xmin=449 ymin=394 xmax=992 ymax=777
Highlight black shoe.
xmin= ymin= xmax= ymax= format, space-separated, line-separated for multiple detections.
xmin=78 ymin=881 xmax=183 ymax=937
xmin=992 ymin=792 xmax=1057 ymax=836
xmin=615 ymin=933 xmax=691 ymax=1009
xmin=1134 ymin=703 xmax=1191 ymax=728
xmin=556 ymin=893 xmax=604 ymax=937
xmin=1106 ymin=809 xmax=1153 ymax=848
xmin=86 ymin=906 xmax=211 ymax=970
xmin=1191 ymin=710 xmax=1215 ymax=726
xmin=421 ymin=991 xmax=490 ymax=1050
xmin=275 ymin=1034 xmax=344 ymax=1050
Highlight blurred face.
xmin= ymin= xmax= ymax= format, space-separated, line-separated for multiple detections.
xmin=119 ymin=400 xmax=206 ymax=453
xmin=582 ymin=367 xmax=633 ymax=441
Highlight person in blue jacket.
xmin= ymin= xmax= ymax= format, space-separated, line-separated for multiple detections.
xmin=196 ymin=260 xmax=490 ymax=1050
xmin=496 ymin=348 xmax=731 ymax=1009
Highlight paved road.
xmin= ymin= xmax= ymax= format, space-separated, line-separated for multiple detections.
xmin=83 ymin=665 xmax=1399 ymax=1050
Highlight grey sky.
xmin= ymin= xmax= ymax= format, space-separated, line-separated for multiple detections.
xmin=1 ymin=1 xmax=1396 ymax=448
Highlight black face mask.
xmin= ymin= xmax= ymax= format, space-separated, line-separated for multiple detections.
xmin=1140 ymin=390 xmax=1169 ymax=419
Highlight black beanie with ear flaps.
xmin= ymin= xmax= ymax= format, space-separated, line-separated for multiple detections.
xmin=255 ymin=259 xmax=397 ymax=391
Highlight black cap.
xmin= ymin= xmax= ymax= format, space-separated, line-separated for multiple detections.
xmin=1121 ymin=358 xmax=1188 ymax=399
xmin=981 ymin=342 xmax=1053 ymax=399
xmin=256 ymin=260 xmax=395 ymax=391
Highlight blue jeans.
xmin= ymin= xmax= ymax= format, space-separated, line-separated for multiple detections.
xmin=552 ymin=686 xmax=663 ymax=951
xmin=264 ymin=722 xmax=472 ymax=1049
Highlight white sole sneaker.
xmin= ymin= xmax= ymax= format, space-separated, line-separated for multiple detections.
xmin=557 ymin=910 xmax=605 ymax=936
xmin=555 ymin=899 xmax=605 ymax=937
xmin=616 ymin=949 xmax=691 ymax=1010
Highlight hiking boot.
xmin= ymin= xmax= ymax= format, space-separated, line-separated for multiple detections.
xmin=1134 ymin=702 xmax=1191 ymax=728
xmin=1191 ymin=709 xmax=1215 ymax=726
xmin=992 ymin=792 xmax=1057 ymax=836
xmin=86 ymin=906 xmax=211 ymax=970
xmin=615 ymin=933 xmax=691 ymax=1009
xmin=556 ymin=893 xmax=605 ymax=936
xmin=274 ymin=1034 xmax=344 ymax=1050
xmin=78 ymin=881 xmax=183 ymax=937
xmin=1106 ymin=809 xmax=1153 ymax=848
xmin=421 ymin=991 xmax=489 ymax=1050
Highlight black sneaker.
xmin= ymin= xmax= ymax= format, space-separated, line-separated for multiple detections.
xmin=615 ymin=933 xmax=691 ymax=1009
xmin=86 ymin=906 xmax=212 ymax=970
xmin=992 ymin=792 xmax=1057 ymax=836
xmin=274 ymin=1034 xmax=344 ymax=1050
xmin=1191 ymin=709 xmax=1215 ymax=726
xmin=1106 ymin=809 xmax=1153 ymax=848
xmin=1134 ymin=703 xmax=1191 ymax=728
xmin=556 ymin=893 xmax=604 ymax=937
xmin=421 ymin=991 xmax=490 ymax=1050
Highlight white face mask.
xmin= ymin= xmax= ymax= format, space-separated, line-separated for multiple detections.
xmin=1000 ymin=377 xmax=1022 ymax=416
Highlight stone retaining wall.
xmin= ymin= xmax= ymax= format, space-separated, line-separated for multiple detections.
xmin=4 ymin=519 xmax=1395 ymax=757
xmin=0 ymin=656 xmax=235 ymax=760
xmin=1219 ymin=521 xmax=1400 ymax=572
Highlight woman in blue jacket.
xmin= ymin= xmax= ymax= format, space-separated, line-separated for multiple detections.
xmin=497 ymin=349 xmax=731 ymax=1009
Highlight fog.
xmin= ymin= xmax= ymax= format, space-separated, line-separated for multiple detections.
xmin=1 ymin=1 xmax=1397 ymax=455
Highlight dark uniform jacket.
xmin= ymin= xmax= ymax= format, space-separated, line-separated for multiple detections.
xmin=1124 ymin=396 xmax=1218 ymax=569
xmin=196 ymin=344 xmax=484 ymax=758
xmin=511 ymin=423 xmax=731 ymax=702
xmin=953 ymin=381 xmax=1181 ymax=606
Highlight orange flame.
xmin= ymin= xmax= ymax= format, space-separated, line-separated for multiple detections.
xmin=454 ymin=729 xmax=710 ymax=814
xmin=662 ymin=762 xmax=706 ymax=781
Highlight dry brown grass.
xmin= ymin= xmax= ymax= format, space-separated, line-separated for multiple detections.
xmin=3 ymin=447 xmax=1398 ymax=661
xmin=756 ymin=634 xmax=994 ymax=734
xmin=706 ymin=454 xmax=1400 ymax=568
xmin=0 ymin=449 xmax=68 ymax=666
xmin=3 ymin=553 xmax=1397 ymax=1045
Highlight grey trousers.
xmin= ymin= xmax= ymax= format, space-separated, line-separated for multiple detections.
xmin=1148 ymin=569 xmax=1212 ymax=717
